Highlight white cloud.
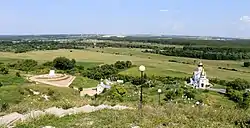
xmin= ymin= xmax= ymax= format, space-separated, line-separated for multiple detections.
xmin=240 ymin=16 xmax=250 ymax=23
xmin=160 ymin=9 xmax=168 ymax=12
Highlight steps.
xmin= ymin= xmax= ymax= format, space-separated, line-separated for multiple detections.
xmin=0 ymin=104 xmax=133 ymax=127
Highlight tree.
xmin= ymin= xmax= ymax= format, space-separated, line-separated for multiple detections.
xmin=71 ymin=59 xmax=76 ymax=65
xmin=244 ymin=62 xmax=250 ymax=67
xmin=114 ymin=61 xmax=126 ymax=69
xmin=53 ymin=57 xmax=75 ymax=70
xmin=125 ymin=61 xmax=132 ymax=68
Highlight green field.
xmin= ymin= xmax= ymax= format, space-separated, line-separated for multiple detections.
xmin=70 ymin=76 xmax=99 ymax=88
xmin=1 ymin=48 xmax=250 ymax=81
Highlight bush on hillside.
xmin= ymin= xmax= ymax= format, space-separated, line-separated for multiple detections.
xmin=0 ymin=66 xmax=8 ymax=74
xmin=108 ymin=85 xmax=127 ymax=102
xmin=238 ymin=92 xmax=250 ymax=109
xmin=0 ymin=102 xmax=9 ymax=112
xmin=226 ymin=78 xmax=250 ymax=91
xmin=42 ymin=61 xmax=54 ymax=67
xmin=114 ymin=61 xmax=132 ymax=69
xmin=243 ymin=62 xmax=250 ymax=67
xmin=10 ymin=59 xmax=38 ymax=72
xmin=16 ymin=72 xmax=21 ymax=77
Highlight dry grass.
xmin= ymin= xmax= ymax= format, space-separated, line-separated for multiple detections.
xmin=15 ymin=103 xmax=248 ymax=128
xmin=0 ymin=84 xmax=88 ymax=115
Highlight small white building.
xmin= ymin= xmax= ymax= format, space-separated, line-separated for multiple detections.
xmin=96 ymin=79 xmax=112 ymax=95
xmin=48 ymin=70 xmax=55 ymax=78
xmin=189 ymin=62 xmax=210 ymax=88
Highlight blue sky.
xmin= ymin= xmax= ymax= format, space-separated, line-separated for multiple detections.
xmin=0 ymin=0 xmax=250 ymax=38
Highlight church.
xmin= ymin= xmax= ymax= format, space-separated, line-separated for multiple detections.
xmin=189 ymin=62 xmax=210 ymax=88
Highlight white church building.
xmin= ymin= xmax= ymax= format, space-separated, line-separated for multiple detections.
xmin=189 ymin=62 xmax=210 ymax=88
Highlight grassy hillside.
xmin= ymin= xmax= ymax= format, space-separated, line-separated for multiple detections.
xmin=16 ymin=104 xmax=248 ymax=128
xmin=0 ymin=85 xmax=86 ymax=115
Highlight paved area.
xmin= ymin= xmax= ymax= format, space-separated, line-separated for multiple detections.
xmin=0 ymin=104 xmax=133 ymax=127
xmin=29 ymin=74 xmax=76 ymax=87
xmin=80 ymin=88 xmax=97 ymax=96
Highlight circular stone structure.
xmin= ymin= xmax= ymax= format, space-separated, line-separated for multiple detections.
xmin=28 ymin=70 xmax=75 ymax=87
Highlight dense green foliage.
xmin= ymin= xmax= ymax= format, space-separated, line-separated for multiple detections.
xmin=0 ymin=65 xmax=8 ymax=74
xmin=244 ymin=62 xmax=250 ymax=67
xmin=226 ymin=78 xmax=250 ymax=91
xmin=82 ymin=61 xmax=133 ymax=80
xmin=226 ymin=88 xmax=250 ymax=109
xmin=0 ymin=41 xmax=84 ymax=53
xmin=96 ymin=36 xmax=250 ymax=46
xmin=143 ymin=46 xmax=250 ymax=60
xmin=8 ymin=59 xmax=38 ymax=72
xmin=53 ymin=57 xmax=76 ymax=70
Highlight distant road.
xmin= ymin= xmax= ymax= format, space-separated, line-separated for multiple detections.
xmin=206 ymin=88 xmax=226 ymax=94
xmin=185 ymin=82 xmax=226 ymax=94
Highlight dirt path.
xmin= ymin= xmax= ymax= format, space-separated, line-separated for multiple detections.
xmin=0 ymin=104 xmax=133 ymax=127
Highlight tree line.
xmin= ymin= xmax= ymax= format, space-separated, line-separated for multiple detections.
xmin=143 ymin=47 xmax=250 ymax=60
xmin=94 ymin=36 xmax=250 ymax=47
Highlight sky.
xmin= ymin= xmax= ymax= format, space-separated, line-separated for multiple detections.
xmin=0 ymin=0 xmax=250 ymax=38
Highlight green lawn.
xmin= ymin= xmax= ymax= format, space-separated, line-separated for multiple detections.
xmin=76 ymin=61 xmax=102 ymax=69
xmin=70 ymin=76 xmax=99 ymax=88
xmin=119 ymin=66 xmax=190 ymax=77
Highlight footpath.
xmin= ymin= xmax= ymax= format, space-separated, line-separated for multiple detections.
xmin=0 ymin=104 xmax=133 ymax=128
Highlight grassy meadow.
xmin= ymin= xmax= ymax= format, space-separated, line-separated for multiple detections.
xmin=1 ymin=48 xmax=250 ymax=81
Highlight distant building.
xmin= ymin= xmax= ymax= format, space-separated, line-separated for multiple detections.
xmin=189 ymin=62 xmax=210 ymax=88
xmin=101 ymin=35 xmax=126 ymax=38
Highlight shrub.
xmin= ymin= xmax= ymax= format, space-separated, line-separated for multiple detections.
xmin=42 ymin=61 xmax=54 ymax=67
xmin=47 ymin=88 xmax=55 ymax=96
xmin=184 ymin=89 xmax=196 ymax=99
xmin=13 ymin=59 xmax=38 ymax=72
xmin=226 ymin=78 xmax=250 ymax=91
xmin=16 ymin=72 xmax=21 ymax=77
xmin=61 ymin=103 xmax=73 ymax=109
xmin=0 ymin=102 xmax=9 ymax=111
xmin=164 ymin=90 xmax=176 ymax=101
xmin=78 ymin=87 xmax=83 ymax=91
xmin=108 ymin=85 xmax=128 ymax=102
xmin=0 ymin=66 xmax=9 ymax=74
xmin=243 ymin=62 xmax=250 ymax=67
